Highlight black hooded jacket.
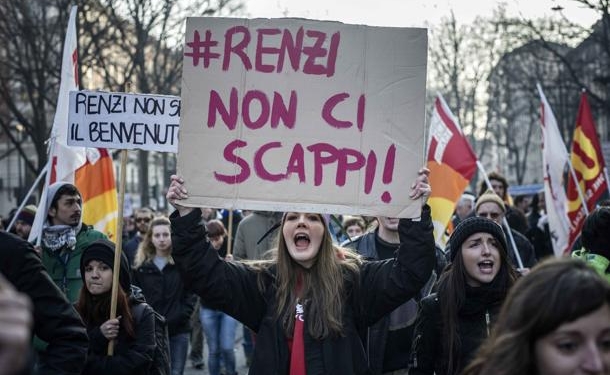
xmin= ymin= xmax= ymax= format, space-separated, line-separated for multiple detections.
xmin=0 ymin=231 xmax=88 ymax=375
xmin=81 ymin=286 xmax=155 ymax=375
xmin=170 ymin=206 xmax=435 ymax=375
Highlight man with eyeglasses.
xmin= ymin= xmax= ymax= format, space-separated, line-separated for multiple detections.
xmin=123 ymin=207 xmax=154 ymax=265
xmin=474 ymin=189 xmax=537 ymax=271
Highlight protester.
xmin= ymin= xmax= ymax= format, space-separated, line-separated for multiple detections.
xmin=232 ymin=209 xmax=283 ymax=365
xmin=123 ymin=207 xmax=154 ymax=266
xmin=76 ymin=239 xmax=155 ymax=374
xmin=132 ymin=216 xmax=197 ymax=375
xmin=474 ymin=189 xmax=537 ymax=270
xmin=2 ymin=208 xmax=18 ymax=235
xmin=478 ymin=172 xmax=528 ymax=234
xmin=233 ymin=210 xmax=283 ymax=261
xmin=14 ymin=204 xmax=37 ymax=240
xmin=166 ymin=168 xmax=434 ymax=375
xmin=341 ymin=215 xmax=366 ymax=241
xmin=512 ymin=194 xmax=531 ymax=217
xmin=525 ymin=190 xmax=554 ymax=260
xmin=343 ymin=212 xmax=445 ymax=374
xmin=0 ymin=231 xmax=88 ymax=375
xmin=462 ymin=257 xmax=610 ymax=375
xmin=39 ymin=182 xmax=107 ymax=302
xmin=200 ymin=219 xmax=239 ymax=375
xmin=451 ymin=193 xmax=475 ymax=228
xmin=0 ymin=272 xmax=32 ymax=375
xmin=409 ymin=216 xmax=519 ymax=375
xmin=572 ymin=206 xmax=610 ymax=282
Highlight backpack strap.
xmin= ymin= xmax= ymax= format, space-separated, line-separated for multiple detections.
xmin=132 ymin=302 xmax=149 ymax=323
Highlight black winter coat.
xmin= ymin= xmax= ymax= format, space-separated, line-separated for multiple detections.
xmin=0 ymin=231 xmax=88 ymax=375
xmin=82 ymin=291 xmax=155 ymax=375
xmin=132 ymin=260 xmax=196 ymax=335
xmin=342 ymin=230 xmax=442 ymax=374
xmin=409 ymin=286 xmax=504 ymax=375
xmin=170 ymin=206 xmax=435 ymax=375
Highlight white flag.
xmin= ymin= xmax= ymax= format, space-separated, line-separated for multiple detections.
xmin=537 ymin=84 xmax=570 ymax=256
xmin=30 ymin=6 xmax=85 ymax=242
xmin=49 ymin=5 xmax=86 ymax=182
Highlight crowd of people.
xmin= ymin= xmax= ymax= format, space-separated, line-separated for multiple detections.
xmin=0 ymin=168 xmax=609 ymax=375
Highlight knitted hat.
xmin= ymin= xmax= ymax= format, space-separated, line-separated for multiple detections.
xmin=16 ymin=205 xmax=37 ymax=226
xmin=449 ymin=216 xmax=508 ymax=261
xmin=81 ymin=239 xmax=131 ymax=293
xmin=475 ymin=189 xmax=506 ymax=213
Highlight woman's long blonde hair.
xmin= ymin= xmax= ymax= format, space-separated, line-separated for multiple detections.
xmin=247 ymin=213 xmax=363 ymax=340
xmin=133 ymin=216 xmax=174 ymax=269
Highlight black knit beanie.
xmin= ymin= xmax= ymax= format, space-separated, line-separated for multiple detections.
xmin=81 ymin=239 xmax=131 ymax=293
xmin=449 ymin=216 xmax=508 ymax=261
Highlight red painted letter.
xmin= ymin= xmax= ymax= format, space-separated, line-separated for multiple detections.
xmin=214 ymin=139 xmax=250 ymax=184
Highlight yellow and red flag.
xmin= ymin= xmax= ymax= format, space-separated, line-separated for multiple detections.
xmin=566 ymin=92 xmax=608 ymax=245
xmin=75 ymin=148 xmax=119 ymax=240
xmin=426 ymin=94 xmax=478 ymax=244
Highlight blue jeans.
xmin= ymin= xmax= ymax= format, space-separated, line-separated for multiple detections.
xmin=200 ymin=307 xmax=238 ymax=375
xmin=169 ymin=332 xmax=189 ymax=375
xmin=242 ymin=324 xmax=254 ymax=362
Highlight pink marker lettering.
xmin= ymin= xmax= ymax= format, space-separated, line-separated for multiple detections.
xmin=223 ymin=26 xmax=252 ymax=71
xmin=253 ymin=141 xmax=285 ymax=181
xmin=214 ymin=139 xmax=250 ymax=184
xmin=286 ymin=143 xmax=306 ymax=182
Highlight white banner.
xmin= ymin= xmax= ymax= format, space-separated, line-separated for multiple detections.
xmin=68 ymin=90 xmax=180 ymax=152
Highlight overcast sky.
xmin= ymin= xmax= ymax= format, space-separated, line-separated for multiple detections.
xmin=244 ymin=0 xmax=599 ymax=28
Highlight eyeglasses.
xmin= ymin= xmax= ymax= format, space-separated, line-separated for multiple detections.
xmin=135 ymin=217 xmax=151 ymax=223
xmin=477 ymin=211 xmax=502 ymax=220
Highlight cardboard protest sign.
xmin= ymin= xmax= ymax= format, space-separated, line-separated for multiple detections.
xmin=178 ymin=17 xmax=427 ymax=217
xmin=68 ymin=91 xmax=180 ymax=152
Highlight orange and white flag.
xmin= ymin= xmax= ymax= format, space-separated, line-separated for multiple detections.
xmin=75 ymin=148 xmax=119 ymax=240
xmin=426 ymin=94 xmax=477 ymax=244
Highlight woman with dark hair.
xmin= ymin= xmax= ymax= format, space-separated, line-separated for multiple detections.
xmin=462 ymin=257 xmax=610 ymax=375
xmin=165 ymin=169 xmax=435 ymax=375
xmin=409 ymin=216 xmax=519 ymax=375
xmin=75 ymin=239 xmax=155 ymax=375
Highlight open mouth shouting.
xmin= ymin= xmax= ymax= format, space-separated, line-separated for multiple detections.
xmin=478 ymin=260 xmax=495 ymax=274
xmin=294 ymin=233 xmax=311 ymax=250
xmin=283 ymin=212 xmax=325 ymax=269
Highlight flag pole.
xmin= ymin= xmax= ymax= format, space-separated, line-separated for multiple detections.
xmin=566 ymin=90 xmax=589 ymax=216
xmin=227 ymin=209 xmax=233 ymax=255
xmin=604 ymin=167 xmax=610 ymax=198
xmin=566 ymin=159 xmax=590 ymax=216
xmin=33 ymin=139 xmax=57 ymax=246
xmin=108 ymin=149 xmax=127 ymax=355
xmin=6 ymin=164 xmax=48 ymax=233
xmin=476 ymin=161 xmax=524 ymax=269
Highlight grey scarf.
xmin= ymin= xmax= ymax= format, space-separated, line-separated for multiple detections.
xmin=42 ymin=225 xmax=77 ymax=253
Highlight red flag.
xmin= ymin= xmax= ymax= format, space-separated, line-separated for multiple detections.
xmin=426 ymin=94 xmax=478 ymax=243
xmin=566 ymin=92 xmax=609 ymax=244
